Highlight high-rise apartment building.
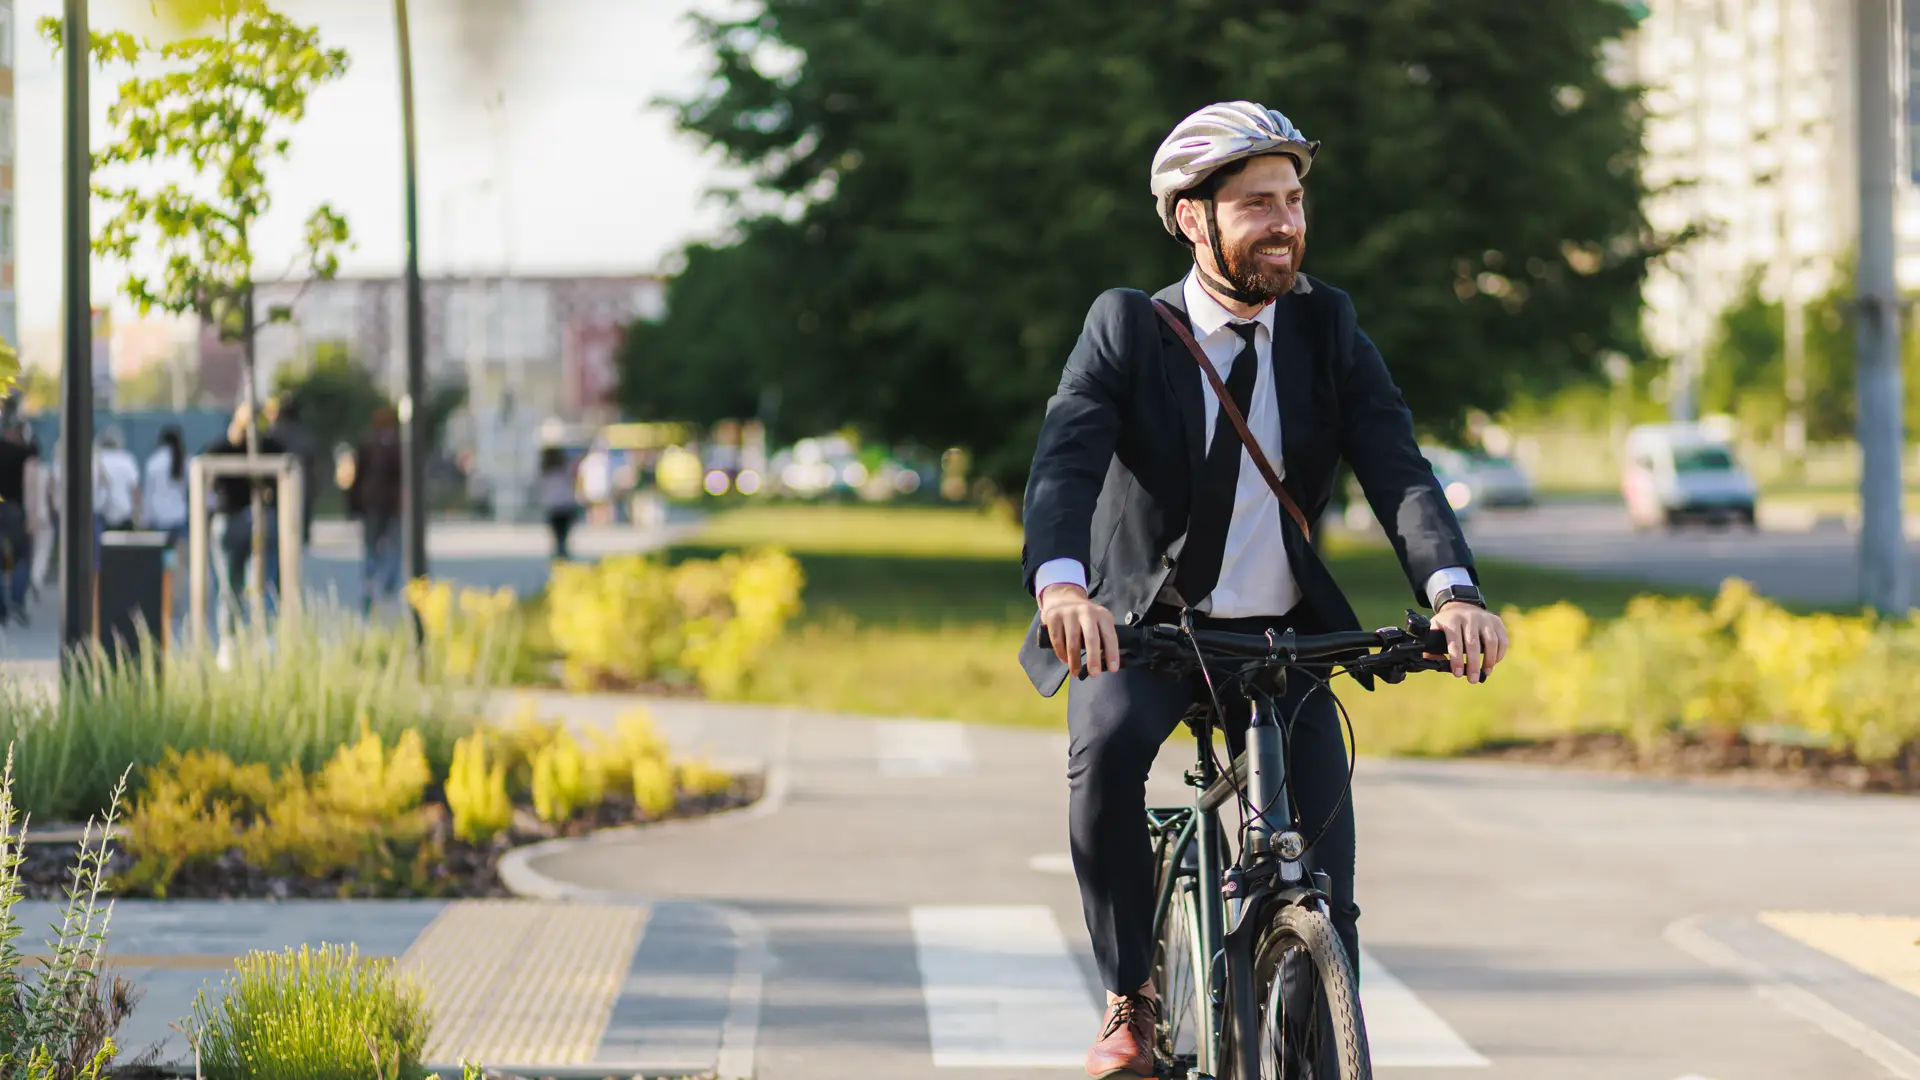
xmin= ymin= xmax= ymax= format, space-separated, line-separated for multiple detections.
xmin=1624 ymin=0 xmax=1920 ymax=418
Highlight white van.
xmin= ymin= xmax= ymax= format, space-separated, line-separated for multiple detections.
xmin=1621 ymin=423 xmax=1758 ymax=529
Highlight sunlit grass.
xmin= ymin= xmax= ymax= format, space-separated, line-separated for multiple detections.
xmin=671 ymin=502 xmax=1704 ymax=737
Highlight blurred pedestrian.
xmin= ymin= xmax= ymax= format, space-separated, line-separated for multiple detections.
xmin=202 ymin=403 xmax=288 ymax=643
xmin=95 ymin=426 xmax=142 ymax=534
xmin=264 ymin=394 xmax=318 ymax=547
xmin=538 ymin=445 xmax=580 ymax=560
xmin=31 ymin=433 xmax=57 ymax=592
xmin=348 ymin=407 xmax=405 ymax=612
xmin=0 ymin=420 xmax=42 ymax=627
xmin=143 ymin=424 xmax=191 ymax=565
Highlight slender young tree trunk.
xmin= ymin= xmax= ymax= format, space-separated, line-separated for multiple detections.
xmin=242 ymin=286 xmax=267 ymax=629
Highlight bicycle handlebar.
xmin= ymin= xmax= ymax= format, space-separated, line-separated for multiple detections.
xmin=1037 ymin=610 xmax=1484 ymax=682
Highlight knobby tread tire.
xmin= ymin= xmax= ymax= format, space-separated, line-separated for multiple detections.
xmin=1240 ymin=904 xmax=1371 ymax=1080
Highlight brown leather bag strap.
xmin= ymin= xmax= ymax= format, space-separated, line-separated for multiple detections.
xmin=1152 ymin=299 xmax=1313 ymax=541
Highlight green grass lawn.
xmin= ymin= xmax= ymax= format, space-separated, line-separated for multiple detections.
xmin=669 ymin=503 xmax=1709 ymax=728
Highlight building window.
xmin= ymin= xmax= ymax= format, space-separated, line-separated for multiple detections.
xmin=0 ymin=204 xmax=12 ymax=259
xmin=0 ymin=101 xmax=12 ymax=164
xmin=0 ymin=11 xmax=12 ymax=67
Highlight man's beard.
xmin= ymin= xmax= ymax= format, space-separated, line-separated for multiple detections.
xmin=1218 ymin=233 xmax=1303 ymax=301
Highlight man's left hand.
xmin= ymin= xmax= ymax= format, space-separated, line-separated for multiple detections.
xmin=1430 ymin=603 xmax=1508 ymax=684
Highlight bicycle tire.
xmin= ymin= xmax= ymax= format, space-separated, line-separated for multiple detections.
xmin=1231 ymin=904 xmax=1371 ymax=1080
xmin=1151 ymin=838 xmax=1215 ymax=1076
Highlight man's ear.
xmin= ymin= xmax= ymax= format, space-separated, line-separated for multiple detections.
xmin=1174 ymin=197 xmax=1208 ymax=250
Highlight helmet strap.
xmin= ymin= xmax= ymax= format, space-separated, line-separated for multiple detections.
xmin=1194 ymin=199 xmax=1272 ymax=307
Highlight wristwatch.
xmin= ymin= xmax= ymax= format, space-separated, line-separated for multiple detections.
xmin=1432 ymin=583 xmax=1486 ymax=611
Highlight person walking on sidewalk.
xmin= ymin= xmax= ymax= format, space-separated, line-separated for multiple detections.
xmin=538 ymin=445 xmax=581 ymax=561
xmin=202 ymin=404 xmax=288 ymax=641
xmin=1017 ymin=101 xmax=1509 ymax=1079
xmin=142 ymin=426 xmax=192 ymax=616
xmin=0 ymin=420 xmax=42 ymax=627
xmin=348 ymin=407 xmax=405 ymax=612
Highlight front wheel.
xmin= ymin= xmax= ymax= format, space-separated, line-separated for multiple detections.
xmin=1239 ymin=905 xmax=1371 ymax=1080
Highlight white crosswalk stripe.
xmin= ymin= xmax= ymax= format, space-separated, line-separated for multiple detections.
xmin=1359 ymin=947 xmax=1491 ymax=1067
xmin=911 ymin=905 xmax=1098 ymax=1068
xmin=909 ymin=904 xmax=1489 ymax=1070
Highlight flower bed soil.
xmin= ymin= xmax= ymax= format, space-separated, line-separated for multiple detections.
xmin=1468 ymin=731 xmax=1920 ymax=794
xmin=17 ymin=775 xmax=761 ymax=902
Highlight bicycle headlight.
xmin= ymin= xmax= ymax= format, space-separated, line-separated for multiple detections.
xmin=1276 ymin=830 xmax=1306 ymax=860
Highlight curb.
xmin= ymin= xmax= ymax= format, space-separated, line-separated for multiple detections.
xmin=1665 ymin=913 xmax=1920 ymax=1080
xmin=493 ymin=713 xmax=792 ymax=1080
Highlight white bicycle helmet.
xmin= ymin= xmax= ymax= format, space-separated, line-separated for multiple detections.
xmin=1151 ymin=101 xmax=1319 ymax=237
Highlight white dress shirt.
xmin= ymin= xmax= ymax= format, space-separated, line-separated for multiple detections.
xmin=1036 ymin=271 xmax=1471 ymax=615
xmin=143 ymin=450 xmax=191 ymax=529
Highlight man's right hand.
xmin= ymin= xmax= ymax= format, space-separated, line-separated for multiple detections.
xmin=1039 ymin=584 xmax=1120 ymax=678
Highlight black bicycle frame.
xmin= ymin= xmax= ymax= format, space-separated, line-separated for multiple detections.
xmin=1149 ymin=681 xmax=1333 ymax=1080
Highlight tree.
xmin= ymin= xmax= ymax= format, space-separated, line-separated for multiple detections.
xmin=47 ymin=0 xmax=351 ymax=614
xmin=622 ymin=0 xmax=1664 ymax=496
xmin=1703 ymin=263 xmax=1919 ymax=444
xmin=273 ymin=343 xmax=390 ymax=454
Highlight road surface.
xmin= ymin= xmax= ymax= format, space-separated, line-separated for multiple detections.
xmin=516 ymin=693 xmax=1920 ymax=1080
xmin=1454 ymin=503 xmax=1920 ymax=609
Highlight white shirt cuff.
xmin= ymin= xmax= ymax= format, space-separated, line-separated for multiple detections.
xmin=1034 ymin=558 xmax=1088 ymax=600
xmin=1424 ymin=566 xmax=1474 ymax=607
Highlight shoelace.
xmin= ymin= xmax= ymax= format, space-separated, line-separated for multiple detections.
xmin=1101 ymin=993 xmax=1158 ymax=1037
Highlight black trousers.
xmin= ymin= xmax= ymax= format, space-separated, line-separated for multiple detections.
xmin=1066 ymin=609 xmax=1360 ymax=995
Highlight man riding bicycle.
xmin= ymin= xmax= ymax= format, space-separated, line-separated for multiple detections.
xmin=1018 ymin=101 xmax=1510 ymax=1079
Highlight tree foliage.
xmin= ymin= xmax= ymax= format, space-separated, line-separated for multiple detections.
xmin=620 ymin=0 xmax=1662 ymax=493
xmin=1704 ymin=266 xmax=1920 ymax=442
xmin=45 ymin=0 xmax=352 ymax=344
xmin=274 ymin=344 xmax=389 ymax=452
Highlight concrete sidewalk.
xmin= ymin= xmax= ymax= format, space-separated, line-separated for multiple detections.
xmin=17 ymin=897 xmax=753 ymax=1077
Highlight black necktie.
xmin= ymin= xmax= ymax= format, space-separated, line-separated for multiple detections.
xmin=1172 ymin=322 xmax=1261 ymax=608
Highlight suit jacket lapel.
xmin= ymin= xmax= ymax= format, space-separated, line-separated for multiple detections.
xmin=1269 ymin=290 xmax=1317 ymax=503
xmin=1151 ymin=282 xmax=1207 ymax=494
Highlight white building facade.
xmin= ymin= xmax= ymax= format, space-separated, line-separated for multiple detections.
xmin=1626 ymin=0 xmax=1920 ymax=420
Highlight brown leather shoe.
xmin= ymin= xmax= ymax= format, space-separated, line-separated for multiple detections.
xmin=1085 ymin=991 xmax=1158 ymax=1079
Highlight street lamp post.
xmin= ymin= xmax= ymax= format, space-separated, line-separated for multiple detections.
xmin=59 ymin=0 xmax=93 ymax=664
xmin=1854 ymin=0 xmax=1909 ymax=615
xmin=394 ymin=0 xmax=430 ymax=585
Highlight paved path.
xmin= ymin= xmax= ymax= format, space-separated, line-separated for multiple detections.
xmin=10 ymin=897 xmax=743 ymax=1076
xmin=513 ymin=696 xmax=1920 ymax=1080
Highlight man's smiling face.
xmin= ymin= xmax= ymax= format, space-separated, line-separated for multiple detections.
xmin=1178 ymin=153 xmax=1307 ymax=302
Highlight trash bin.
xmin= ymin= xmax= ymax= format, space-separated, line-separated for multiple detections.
xmin=98 ymin=530 xmax=172 ymax=661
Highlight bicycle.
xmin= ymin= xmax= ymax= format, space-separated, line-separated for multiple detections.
xmin=1048 ymin=610 xmax=1467 ymax=1080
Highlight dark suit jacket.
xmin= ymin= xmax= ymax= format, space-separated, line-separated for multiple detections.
xmin=1017 ymin=275 xmax=1477 ymax=697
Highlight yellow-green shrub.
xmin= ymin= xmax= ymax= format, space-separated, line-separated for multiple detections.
xmin=407 ymin=578 xmax=525 ymax=684
xmin=446 ymin=732 xmax=512 ymax=844
xmin=586 ymin=708 xmax=670 ymax=790
xmin=631 ymin=755 xmax=677 ymax=819
xmin=1347 ymin=578 xmax=1920 ymax=763
xmin=546 ymin=549 xmax=805 ymax=694
xmin=530 ymin=731 xmax=603 ymax=824
xmin=119 ymin=777 xmax=238 ymax=898
xmin=315 ymin=722 xmax=430 ymax=819
xmin=677 ymin=757 xmax=734 ymax=800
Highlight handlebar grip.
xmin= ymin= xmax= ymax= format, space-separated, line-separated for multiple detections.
xmin=1036 ymin=623 xmax=1142 ymax=652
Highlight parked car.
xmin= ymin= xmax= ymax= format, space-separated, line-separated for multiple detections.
xmin=1622 ymin=423 xmax=1758 ymax=529
xmin=1421 ymin=446 xmax=1537 ymax=511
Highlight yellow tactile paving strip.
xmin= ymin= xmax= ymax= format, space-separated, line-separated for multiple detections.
xmin=400 ymin=900 xmax=650 ymax=1066
xmin=1759 ymin=911 xmax=1920 ymax=997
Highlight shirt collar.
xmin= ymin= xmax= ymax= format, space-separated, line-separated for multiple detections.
xmin=1181 ymin=269 xmax=1310 ymax=340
